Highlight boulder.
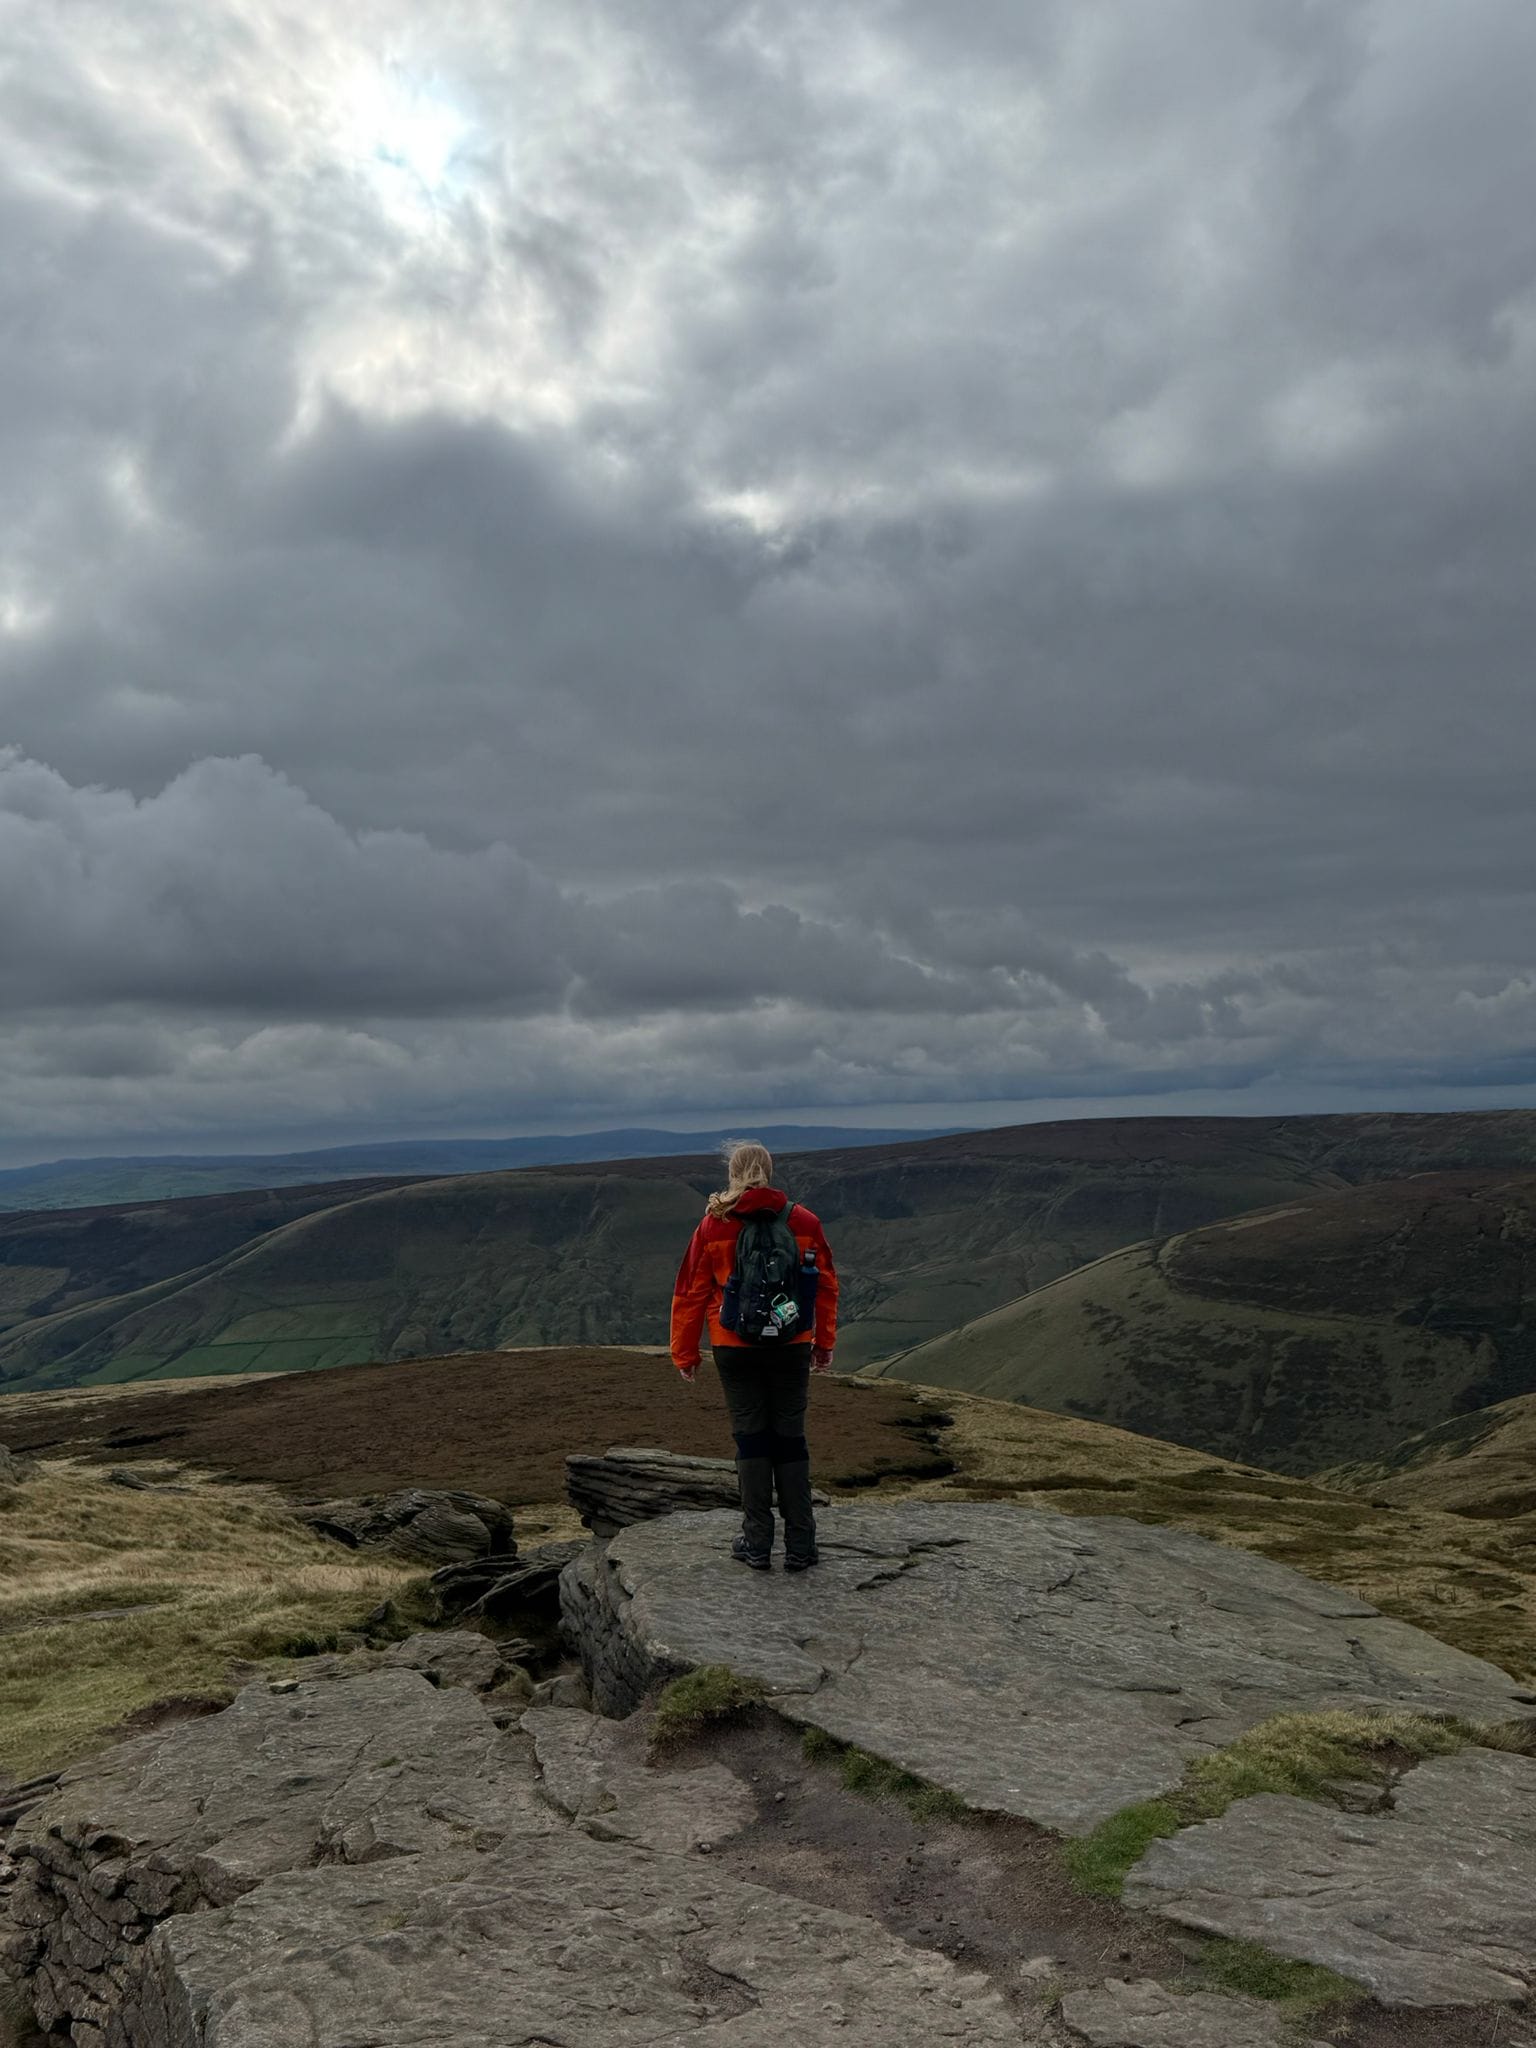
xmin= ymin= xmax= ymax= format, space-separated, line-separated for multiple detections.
xmin=0 ymin=1444 xmax=34 ymax=1485
xmin=298 ymin=1487 xmax=514 ymax=1562
xmin=567 ymin=1447 xmax=744 ymax=1535
xmin=567 ymin=1445 xmax=828 ymax=1536
xmin=378 ymin=1629 xmax=511 ymax=1695
xmin=560 ymin=1501 xmax=1535 ymax=1833
xmin=1123 ymin=1745 xmax=1536 ymax=2007
xmin=108 ymin=1469 xmax=188 ymax=1493
xmin=430 ymin=1539 xmax=586 ymax=1622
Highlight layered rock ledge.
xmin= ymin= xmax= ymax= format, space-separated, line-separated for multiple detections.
xmin=1124 ymin=1745 xmax=1536 ymax=2006
xmin=2 ymin=1666 xmax=1016 ymax=2046
xmin=560 ymin=1501 xmax=1534 ymax=1833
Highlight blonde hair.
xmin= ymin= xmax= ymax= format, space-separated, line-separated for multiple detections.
xmin=706 ymin=1140 xmax=774 ymax=1218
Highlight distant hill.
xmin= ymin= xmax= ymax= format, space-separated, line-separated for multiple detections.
xmin=0 ymin=1125 xmax=955 ymax=1212
xmin=0 ymin=1176 xmax=430 ymax=1338
xmin=871 ymin=1170 xmax=1536 ymax=1473
xmin=5 ymin=1112 xmax=1536 ymax=1400
xmin=1326 ymin=1391 xmax=1536 ymax=1519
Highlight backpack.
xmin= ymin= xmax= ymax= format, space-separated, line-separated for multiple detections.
xmin=719 ymin=1196 xmax=812 ymax=1342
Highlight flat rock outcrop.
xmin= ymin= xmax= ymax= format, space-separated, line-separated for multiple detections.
xmin=140 ymin=1834 xmax=1018 ymax=2047
xmin=561 ymin=1501 xmax=1534 ymax=1832
xmin=1059 ymin=1977 xmax=1327 ymax=2046
xmin=1124 ymin=1745 xmax=1536 ymax=2007
xmin=3 ymin=1670 xmax=556 ymax=2038
xmin=523 ymin=1703 xmax=755 ymax=1853
xmin=298 ymin=1486 xmax=514 ymax=1561
xmin=567 ymin=1445 xmax=828 ymax=1537
xmin=3 ymin=1667 xmax=1017 ymax=2046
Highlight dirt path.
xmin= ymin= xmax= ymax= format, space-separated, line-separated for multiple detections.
xmin=679 ymin=1712 xmax=1528 ymax=2048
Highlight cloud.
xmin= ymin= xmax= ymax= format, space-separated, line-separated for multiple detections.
xmin=1 ymin=0 xmax=1535 ymax=1147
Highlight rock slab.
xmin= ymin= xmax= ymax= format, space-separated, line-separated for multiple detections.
xmin=524 ymin=1703 xmax=755 ymax=1853
xmin=1124 ymin=1746 xmax=1536 ymax=2007
xmin=431 ymin=1537 xmax=586 ymax=1621
xmin=1060 ymin=1977 xmax=1328 ymax=2047
xmin=143 ymin=1834 xmax=1019 ymax=2047
xmin=561 ymin=1501 xmax=1534 ymax=1832
xmin=3 ymin=1670 xmax=555 ymax=2038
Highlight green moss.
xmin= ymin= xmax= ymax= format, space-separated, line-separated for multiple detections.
xmin=1060 ymin=1800 xmax=1181 ymax=1897
xmin=1061 ymin=1708 xmax=1482 ymax=1900
xmin=800 ymin=1727 xmax=970 ymax=1822
xmin=1180 ymin=1708 xmax=1467 ymax=1818
xmin=649 ymin=1665 xmax=766 ymax=1751
xmin=1198 ymin=1937 xmax=1363 ymax=2010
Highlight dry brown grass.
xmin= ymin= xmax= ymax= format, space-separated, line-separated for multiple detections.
xmin=0 ymin=1462 xmax=421 ymax=1779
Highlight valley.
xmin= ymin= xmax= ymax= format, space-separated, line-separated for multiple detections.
xmin=5 ymin=1111 xmax=1536 ymax=1406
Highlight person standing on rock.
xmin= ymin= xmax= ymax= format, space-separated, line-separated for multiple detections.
xmin=670 ymin=1141 xmax=840 ymax=1572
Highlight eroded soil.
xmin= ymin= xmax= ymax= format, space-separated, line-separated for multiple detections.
xmin=679 ymin=1712 xmax=1530 ymax=2048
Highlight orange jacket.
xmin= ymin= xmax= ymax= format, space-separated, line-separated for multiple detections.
xmin=670 ymin=1186 xmax=839 ymax=1371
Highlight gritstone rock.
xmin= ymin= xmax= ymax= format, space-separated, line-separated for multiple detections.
xmin=430 ymin=1539 xmax=586 ymax=1622
xmin=143 ymin=1834 xmax=1018 ymax=2047
xmin=2 ymin=1669 xmax=556 ymax=2038
xmin=378 ymin=1629 xmax=510 ymax=1694
xmin=559 ymin=1501 xmax=1534 ymax=1833
xmin=567 ymin=1445 xmax=828 ymax=1537
xmin=1123 ymin=1745 xmax=1536 ymax=2007
xmin=523 ymin=1703 xmax=755 ymax=1853
xmin=0 ymin=1444 xmax=35 ymax=1485
xmin=298 ymin=1486 xmax=514 ymax=1561
xmin=1060 ymin=1977 xmax=1328 ymax=2047
xmin=3 ymin=1668 xmax=1015 ymax=2046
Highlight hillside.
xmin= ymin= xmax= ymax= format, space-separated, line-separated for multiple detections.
xmin=4 ymin=1110 xmax=1536 ymax=1395
xmin=1327 ymin=1391 xmax=1536 ymax=1519
xmin=872 ymin=1170 xmax=1536 ymax=1472
xmin=0 ymin=1124 xmax=947 ymax=1212
xmin=0 ymin=1176 xmax=430 ymax=1337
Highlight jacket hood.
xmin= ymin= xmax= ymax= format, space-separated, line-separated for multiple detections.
xmin=728 ymin=1185 xmax=792 ymax=1216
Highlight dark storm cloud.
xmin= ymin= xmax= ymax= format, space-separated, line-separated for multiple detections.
xmin=1 ymin=0 xmax=1535 ymax=1146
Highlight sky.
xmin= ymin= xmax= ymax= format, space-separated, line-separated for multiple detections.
xmin=2 ymin=0 xmax=1536 ymax=1163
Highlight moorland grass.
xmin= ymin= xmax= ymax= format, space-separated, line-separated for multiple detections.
xmin=1060 ymin=1707 xmax=1520 ymax=1902
xmin=1196 ymin=1937 xmax=1363 ymax=2011
xmin=0 ymin=1462 xmax=425 ymax=1778
xmin=801 ymin=1725 xmax=971 ymax=1822
xmin=649 ymin=1665 xmax=767 ymax=1751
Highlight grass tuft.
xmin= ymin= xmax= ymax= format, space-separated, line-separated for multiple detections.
xmin=1198 ymin=1937 xmax=1363 ymax=2010
xmin=800 ymin=1726 xmax=971 ymax=1822
xmin=1060 ymin=1707 xmax=1503 ymax=1901
xmin=1179 ymin=1707 xmax=1466 ymax=1819
xmin=649 ymin=1665 xmax=766 ymax=1752
xmin=1060 ymin=1800 xmax=1181 ymax=1897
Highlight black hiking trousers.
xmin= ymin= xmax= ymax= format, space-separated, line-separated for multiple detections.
xmin=713 ymin=1344 xmax=816 ymax=1562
